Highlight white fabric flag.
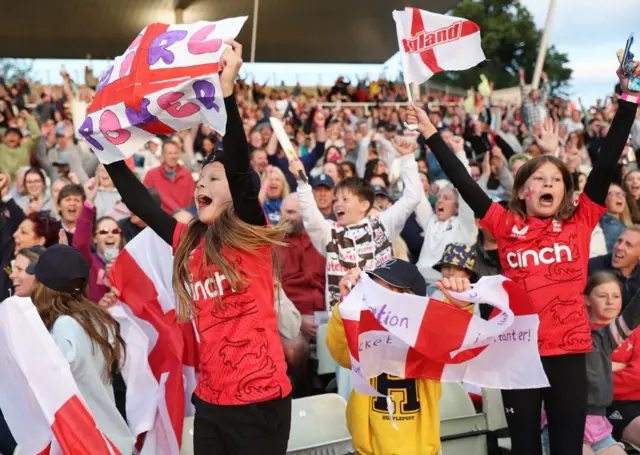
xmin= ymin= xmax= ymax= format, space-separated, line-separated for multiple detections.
xmin=79 ymin=17 xmax=247 ymax=164
xmin=108 ymin=228 xmax=199 ymax=454
xmin=393 ymin=7 xmax=485 ymax=85
xmin=340 ymin=274 xmax=549 ymax=406
xmin=0 ymin=296 xmax=122 ymax=455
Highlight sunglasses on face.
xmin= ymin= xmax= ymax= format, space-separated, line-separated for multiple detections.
xmin=97 ymin=228 xmax=122 ymax=235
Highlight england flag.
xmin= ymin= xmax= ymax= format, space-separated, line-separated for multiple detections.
xmin=393 ymin=7 xmax=485 ymax=85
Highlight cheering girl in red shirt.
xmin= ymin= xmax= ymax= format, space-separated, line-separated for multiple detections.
xmin=407 ymin=62 xmax=640 ymax=455
xmin=104 ymin=41 xmax=291 ymax=454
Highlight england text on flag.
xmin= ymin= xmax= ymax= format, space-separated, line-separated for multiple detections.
xmin=393 ymin=7 xmax=485 ymax=85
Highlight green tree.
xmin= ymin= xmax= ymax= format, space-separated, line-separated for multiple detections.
xmin=432 ymin=0 xmax=572 ymax=94
xmin=0 ymin=59 xmax=35 ymax=84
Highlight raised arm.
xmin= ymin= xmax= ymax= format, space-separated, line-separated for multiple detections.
xmin=104 ymin=161 xmax=176 ymax=245
xmin=219 ymin=40 xmax=265 ymax=227
xmin=379 ymin=141 xmax=421 ymax=240
xmin=72 ymin=179 xmax=97 ymax=264
xmin=584 ymin=63 xmax=640 ymax=206
xmin=408 ymin=105 xmax=492 ymax=218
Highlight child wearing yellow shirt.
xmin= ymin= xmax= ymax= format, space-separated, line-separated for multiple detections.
xmin=327 ymin=259 xmax=473 ymax=455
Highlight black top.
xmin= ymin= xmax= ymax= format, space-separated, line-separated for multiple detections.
xmin=105 ymin=95 xmax=264 ymax=246
xmin=424 ymin=100 xmax=639 ymax=219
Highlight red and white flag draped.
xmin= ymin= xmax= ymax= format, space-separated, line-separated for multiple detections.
xmin=0 ymin=296 xmax=122 ymax=455
xmin=79 ymin=17 xmax=247 ymax=164
xmin=392 ymin=7 xmax=485 ymax=85
xmin=340 ymin=274 xmax=549 ymax=419
xmin=108 ymin=228 xmax=199 ymax=455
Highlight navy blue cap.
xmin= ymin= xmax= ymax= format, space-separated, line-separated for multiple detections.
xmin=372 ymin=185 xmax=390 ymax=199
xmin=33 ymin=244 xmax=89 ymax=294
xmin=367 ymin=259 xmax=427 ymax=297
xmin=311 ymin=173 xmax=335 ymax=189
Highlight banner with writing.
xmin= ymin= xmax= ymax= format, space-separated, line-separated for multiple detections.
xmin=393 ymin=7 xmax=485 ymax=85
xmin=339 ymin=274 xmax=549 ymax=414
xmin=79 ymin=17 xmax=247 ymax=164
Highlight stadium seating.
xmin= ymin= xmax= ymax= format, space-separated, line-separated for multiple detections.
xmin=287 ymin=394 xmax=353 ymax=455
xmin=316 ymin=324 xmax=338 ymax=376
xmin=439 ymin=383 xmax=488 ymax=455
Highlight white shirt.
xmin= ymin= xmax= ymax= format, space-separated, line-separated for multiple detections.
xmin=415 ymin=150 xmax=478 ymax=284
xmin=51 ymin=316 xmax=133 ymax=455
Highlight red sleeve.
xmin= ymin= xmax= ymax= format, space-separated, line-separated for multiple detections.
xmin=172 ymin=222 xmax=187 ymax=255
xmin=73 ymin=203 xmax=96 ymax=265
xmin=574 ymin=191 xmax=606 ymax=230
xmin=613 ymin=331 xmax=640 ymax=399
xmin=142 ymin=170 xmax=152 ymax=186
xmin=478 ymin=201 xmax=510 ymax=240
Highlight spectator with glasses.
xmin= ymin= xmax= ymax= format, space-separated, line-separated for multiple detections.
xmin=14 ymin=168 xmax=52 ymax=215
xmin=73 ymin=178 xmax=126 ymax=302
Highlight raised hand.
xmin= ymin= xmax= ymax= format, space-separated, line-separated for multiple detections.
xmin=83 ymin=177 xmax=98 ymax=206
xmin=220 ymin=40 xmax=243 ymax=97
xmin=339 ymin=267 xmax=362 ymax=297
xmin=448 ymin=136 xmax=465 ymax=154
xmin=0 ymin=172 xmax=10 ymax=197
xmin=435 ymin=276 xmax=472 ymax=308
xmin=492 ymin=146 xmax=505 ymax=169
xmin=288 ymin=156 xmax=307 ymax=182
xmin=618 ymin=59 xmax=640 ymax=96
xmin=393 ymin=138 xmax=418 ymax=156
xmin=406 ymin=103 xmax=436 ymax=138
xmin=534 ymin=118 xmax=559 ymax=155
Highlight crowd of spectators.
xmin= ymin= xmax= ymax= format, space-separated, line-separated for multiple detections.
xmin=2 ymin=63 xmax=640 ymax=453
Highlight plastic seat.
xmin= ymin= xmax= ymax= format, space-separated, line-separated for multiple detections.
xmin=180 ymin=416 xmax=194 ymax=455
xmin=439 ymin=383 xmax=488 ymax=455
xmin=316 ymin=323 xmax=338 ymax=375
xmin=287 ymin=393 xmax=353 ymax=455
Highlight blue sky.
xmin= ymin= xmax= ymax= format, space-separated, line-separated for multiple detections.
xmin=27 ymin=0 xmax=637 ymax=106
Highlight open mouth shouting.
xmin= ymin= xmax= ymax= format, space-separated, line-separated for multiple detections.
xmin=539 ymin=193 xmax=554 ymax=208
xmin=197 ymin=195 xmax=212 ymax=209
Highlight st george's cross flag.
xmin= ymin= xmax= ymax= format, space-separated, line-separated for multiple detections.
xmin=79 ymin=17 xmax=247 ymax=164
xmin=339 ymin=274 xmax=549 ymax=419
xmin=0 ymin=296 xmax=123 ymax=455
xmin=108 ymin=228 xmax=199 ymax=455
xmin=393 ymin=7 xmax=485 ymax=85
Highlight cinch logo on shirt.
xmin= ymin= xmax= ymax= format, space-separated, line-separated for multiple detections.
xmin=506 ymin=243 xmax=572 ymax=268
xmin=192 ymin=271 xmax=228 ymax=302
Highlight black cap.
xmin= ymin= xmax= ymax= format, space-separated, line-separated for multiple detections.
xmin=311 ymin=173 xmax=335 ymax=189
xmin=367 ymin=259 xmax=427 ymax=297
xmin=383 ymin=123 xmax=397 ymax=133
xmin=32 ymin=245 xmax=90 ymax=294
xmin=202 ymin=149 xmax=225 ymax=167
xmin=372 ymin=185 xmax=390 ymax=199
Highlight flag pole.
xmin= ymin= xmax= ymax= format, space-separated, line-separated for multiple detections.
xmin=532 ymin=0 xmax=557 ymax=90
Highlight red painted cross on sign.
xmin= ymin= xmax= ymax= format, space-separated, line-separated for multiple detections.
xmin=80 ymin=22 xmax=224 ymax=151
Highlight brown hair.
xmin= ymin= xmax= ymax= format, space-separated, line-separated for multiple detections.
xmin=608 ymin=183 xmax=633 ymax=226
xmin=32 ymin=280 xmax=125 ymax=382
xmin=172 ymin=205 xmax=285 ymax=322
xmin=584 ymin=271 xmax=622 ymax=296
xmin=509 ymin=155 xmax=575 ymax=221
xmin=622 ymin=169 xmax=640 ymax=223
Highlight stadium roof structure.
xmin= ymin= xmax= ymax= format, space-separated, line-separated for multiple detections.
xmin=1 ymin=0 xmax=459 ymax=63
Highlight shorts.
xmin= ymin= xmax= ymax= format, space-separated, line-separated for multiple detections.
xmin=607 ymin=400 xmax=640 ymax=440
xmin=541 ymin=420 xmax=624 ymax=455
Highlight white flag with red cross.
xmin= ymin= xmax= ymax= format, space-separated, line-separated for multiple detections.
xmin=340 ymin=273 xmax=549 ymax=418
xmin=393 ymin=7 xmax=485 ymax=85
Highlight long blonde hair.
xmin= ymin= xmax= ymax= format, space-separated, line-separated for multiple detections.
xmin=173 ymin=205 xmax=285 ymax=322
xmin=32 ymin=280 xmax=126 ymax=383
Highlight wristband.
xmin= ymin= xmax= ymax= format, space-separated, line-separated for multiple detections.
xmin=621 ymin=93 xmax=640 ymax=104
xmin=260 ymin=185 xmax=268 ymax=191
xmin=83 ymin=200 xmax=94 ymax=209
